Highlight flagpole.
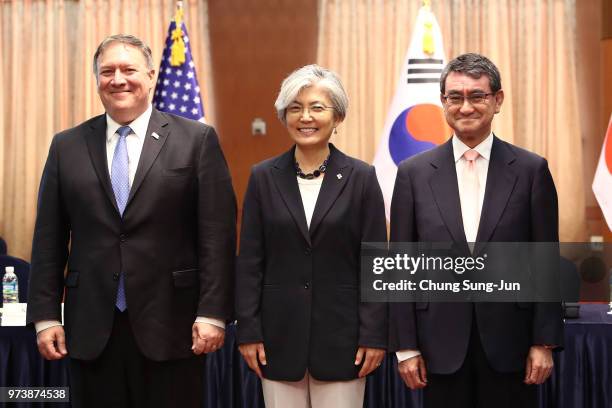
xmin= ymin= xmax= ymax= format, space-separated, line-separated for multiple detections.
xmin=422 ymin=0 xmax=434 ymax=55
xmin=170 ymin=1 xmax=186 ymax=66
xmin=152 ymin=0 xmax=206 ymax=121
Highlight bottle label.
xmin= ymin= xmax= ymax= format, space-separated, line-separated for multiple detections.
xmin=3 ymin=276 xmax=19 ymax=304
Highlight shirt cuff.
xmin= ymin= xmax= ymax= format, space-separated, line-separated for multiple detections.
xmin=195 ymin=316 xmax=225 ymax=330
xmin=396 ymin=349 xmax=421 ymax=362
xmin=34 ymin=320 xmax=62 ymax=334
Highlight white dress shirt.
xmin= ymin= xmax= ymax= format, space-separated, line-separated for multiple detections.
xmin=297 ymin=176 xmax=324 ymax=228
xmin=396 ymin=133 xmax=493 ymax=363
xmin=35 ymin=106 xmax=224 ymax=333
xmin=104 ymin=105 xmax=151 ymax=186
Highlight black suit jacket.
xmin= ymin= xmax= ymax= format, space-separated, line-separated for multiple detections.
xmin=235 ymin=144 xmax=388 ymax=381
xmin=389 ymin=136 xmax=563 ymax=374
xmin=26 ymin=109 xmax=237 ymax=362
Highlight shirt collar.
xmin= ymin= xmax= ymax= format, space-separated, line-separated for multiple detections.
xmin=106 ymin=105 xmax=153 ymax=142
xmin=452 ymin=133 xmax=494 ymax=163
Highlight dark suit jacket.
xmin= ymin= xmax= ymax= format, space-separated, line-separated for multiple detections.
xmin=235 ymin=144 xmax=388 ymax=381
xmin=26 ymin=109 xmax=237 ymax=362
xmin=389 ymin=136 xmax=563 ymax=374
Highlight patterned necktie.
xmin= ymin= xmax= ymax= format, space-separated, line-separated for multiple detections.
xmin=111 ymin=125 xmax=131 ymax=311
xmin=460 ymin=149 xmax=481 ymax=246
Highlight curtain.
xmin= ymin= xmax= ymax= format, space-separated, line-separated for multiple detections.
xmin=317 ymin=0 xmax=586 ymax=242
xmin=0 ymin=0 xmax=213 ymax=259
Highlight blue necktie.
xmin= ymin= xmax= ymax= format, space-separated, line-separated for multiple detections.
xmin=111 ymin=125 xmax=131 ymax=311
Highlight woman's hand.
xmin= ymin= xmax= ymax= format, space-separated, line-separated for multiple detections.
xmin=355 ymin=347 xmax=385 ymax=377
xmin=239 ymin=342 xmax=267 ymax=378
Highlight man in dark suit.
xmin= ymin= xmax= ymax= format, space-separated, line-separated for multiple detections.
xmin=26 ymin=34 xmax=236 ymax=408
xmin=389 ymin=53 xmax=563 ymax=407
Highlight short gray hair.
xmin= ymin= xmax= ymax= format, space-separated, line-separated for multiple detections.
xmin=440 ymin=53 xmax=502 ymax=94
xmin=93 ymin=34 xmax=154 ymax=77
xmin=274 ymin=64 xmax=348 ymax=125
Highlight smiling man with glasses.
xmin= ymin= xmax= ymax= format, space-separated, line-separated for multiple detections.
xmin=390 ymin=53 xmax=563 ymax=408
xmin=439 ymin=57 xmax=503 ymax=149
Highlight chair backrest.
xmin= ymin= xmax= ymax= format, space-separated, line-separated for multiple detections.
xmin=0 ymin=237 xmax=7 ymax=255
xmin=0 ymin=255 xmax=30 ymax=305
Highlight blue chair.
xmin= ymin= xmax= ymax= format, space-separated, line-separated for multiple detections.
xmin=0 ymin=237 xmax=7 ymax=255
xmin=0 ymin=255 xmax=30 ymax=305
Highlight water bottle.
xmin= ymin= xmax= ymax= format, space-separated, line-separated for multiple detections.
xmin=2 ymin=266 xmax=19 ymax=304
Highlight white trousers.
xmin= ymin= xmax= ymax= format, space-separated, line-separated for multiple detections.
xmin=261 ymin=371 xmax=365 ymax=408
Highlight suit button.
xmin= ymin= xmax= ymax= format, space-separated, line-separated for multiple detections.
xmin=304 ymin=282 xmax=310 ymax=289
xmin=120 ymin=234 xmax=126 ymax=243
xmin=113 ymin=273 xmax=119 ymax=281
xmin=304 ymin=247 xmax=312 ymax=255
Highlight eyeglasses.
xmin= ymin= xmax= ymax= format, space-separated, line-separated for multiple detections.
xmin=441 ymin=92 xmax=497 ymax=106
xmin=286 ymin=104 xmax=335 ymax=117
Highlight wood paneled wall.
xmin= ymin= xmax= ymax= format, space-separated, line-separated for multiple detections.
xmin=602 ymin=36 xmax=612 ymax=240
xmin=598 ymin=0 xmax=612 ymax=240
xmin=208 ymin=0 xmax=318 ymax=213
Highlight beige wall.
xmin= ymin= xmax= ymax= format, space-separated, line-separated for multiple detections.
xmin=577 ymin=0 xmax=603 ymax=237
xmin=489 ymin=0 xmax=611 ymax=241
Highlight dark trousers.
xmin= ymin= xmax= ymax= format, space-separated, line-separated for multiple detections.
xmin=424 ymin=313 xmax=537 ymax=408
xmin=69 ymin=310 xmax=203 ymax=408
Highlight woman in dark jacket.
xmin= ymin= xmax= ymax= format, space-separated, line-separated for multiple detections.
xmin=235 ymin=64 xmax=387 ymax=408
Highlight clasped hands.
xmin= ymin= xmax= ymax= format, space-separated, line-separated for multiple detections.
xmin=191 ymin=322 xmax=225 ymax=355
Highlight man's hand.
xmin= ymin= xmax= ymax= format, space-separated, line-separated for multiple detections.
xmin=36 ymin=326 xmax=68 ymax=360
xmin=191 ymin=322 xmax=225 ymax=355
xmin=355 ymin=347 xmax=385 ymax=378
xmin=524 ymin=345 xmax=554 ymax=384
xmin=398 ymin=355 xmax=427 ymax=389
xmin=238 ymin=342 xmax=266 ymax=378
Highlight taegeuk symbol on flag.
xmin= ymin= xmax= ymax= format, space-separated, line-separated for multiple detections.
xmin=372 ymin=3 xmax=451 ymax=219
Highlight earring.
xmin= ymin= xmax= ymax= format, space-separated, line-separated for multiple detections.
xmin=334 ymin=127 xmax=338 ymax=135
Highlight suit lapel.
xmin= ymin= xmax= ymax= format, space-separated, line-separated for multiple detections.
xmin=85 ymin=115 xmax=120 ymax=214
xmin=309 ymin=144 xmax=352 ymax=236
xmin=271 ymin=147 xmax=311 ymax=246
xmin=428 ymin=140 xmax=468 ymax=246
xmin=126 ymin=109 xmax=169 ymax=206
xmin=475 ymin=136 xmax=517 ymax=253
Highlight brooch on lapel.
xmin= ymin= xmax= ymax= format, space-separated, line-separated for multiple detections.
xmin=151 ymin=132 xmax=160 ymax=140
xmin=336 ymin=173 xmax=342 ymax=180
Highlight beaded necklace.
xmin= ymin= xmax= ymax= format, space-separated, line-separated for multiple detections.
xmin=294 ymin=155 xmax=330 ymax=179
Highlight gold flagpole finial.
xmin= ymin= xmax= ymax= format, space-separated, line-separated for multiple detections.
xmin=421 ymin=0 xmax=434 ymax=55
xmin=175 ymin=1 xmax=184 ymax=24
xmin=170 ymin=1 xmax=186 ymax=66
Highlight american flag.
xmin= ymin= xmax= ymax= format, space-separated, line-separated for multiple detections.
xmin=152 ymin=14 xmax=204 ymax=121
